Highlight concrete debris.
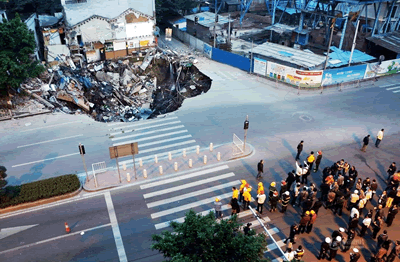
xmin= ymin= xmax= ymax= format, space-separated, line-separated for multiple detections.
xmin=12 ymin=48 xmax=211 ymax=122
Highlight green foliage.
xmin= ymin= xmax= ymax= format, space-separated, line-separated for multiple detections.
xmin=0 ymin=166 xmax=7 ymax=189
xmin=156 ymin=0 xmax=198 ymax=23
xmin=0 ymin=174 xmax=80 ymax=209
xmin=0 ymin=13 xmax=45 ymax=93
xmin=151 ymin=210 xmax=269 ymax=262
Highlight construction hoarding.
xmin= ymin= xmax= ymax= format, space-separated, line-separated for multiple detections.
xmin=267 ymin=62 xmax=322 ymax=87
xmin=253 ymin=57 xmax=267 ymax=76
xmin=321 ymin=64 xmax=367 ymax=86
xmin=364 ymin=59 xmax=400 ymax=79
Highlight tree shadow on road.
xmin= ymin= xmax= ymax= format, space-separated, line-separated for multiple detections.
xmin=281 ymin=139 xmax=296 ymax=159
xmin=352 ymin=133 xmax=362 ymax=148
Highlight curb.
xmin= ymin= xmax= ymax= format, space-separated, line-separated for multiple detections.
xmin=0 ymin=110 xmax=52 ymax=122
xmin=0 ymin=184 xmax=83 ymax=215
xmin=82 ymin=143 xmax=255 ymax=193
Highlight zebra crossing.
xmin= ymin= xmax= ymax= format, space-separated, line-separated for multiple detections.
xmin=107 ymin=113 xmax=198 ymax=167
xmin=140 ymin=164 xmax=288 ymax=261
xmin=380 ymin=83 xmax=400 ymax=93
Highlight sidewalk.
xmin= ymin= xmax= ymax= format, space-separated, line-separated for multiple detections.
xmin=82 ymin=142 xmax=254 ymax=192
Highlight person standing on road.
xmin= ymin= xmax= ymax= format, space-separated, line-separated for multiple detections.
xmin=371 ymin=179 xmax=378 ymax=200
xmin=299 ymin=211 xmax=311 ymax=234
xmin=328 ymin=236 xmax=341 ymax=261
xmin=279 ymin=180 xmax=288 ymax=198
xmin=306 ymin=210 xmax=317 ymax=234
xmin=285 ymin=223 xmax=299 ymax=244
xmin=377 ymin=230 xmax=389 ymax=252
xmin=361 ymin=134 xmax=370 ymax=152
xmin=349 ymin=248 xmax=361 ymax=262
xmin=269 ymin=191 xmax=279 ymax=212
xmin=281 ymin=191 xmax=290 ymax=213
xmin=243 ymin=186 xmax=252 ymax=210
xmin=256 ymin=190 xmax=266 ymax=214
xmin=304 ymin=152 xmax=315 ymax=184
xmin=314 ymin=150 xmax=323 ymax=172
xmin=376 ymin=128 xmax=384 ymax=148
xmin=292 ymin=182 xmax=301 ymax=207
xmin=214 ymin=197 xmax=222 ymax=219
xmin=343 ymin=228 xmax=356 ymax=252
xmin=268 ymin=182 xmax=277 ymax=203
xmin=296 ymin=140 xmax=304 ymax=160
xmin=286 ymin=170 xmax=296 ymax=190
xmin=257 ymin=160 xmax=264 ymax=179
xmin=386 ymin=205 xmax=398 ymax=227
xmin=348 ymin=214 xmax=359 ymax=232
xmin=231 ymin=187 xmax=240 ymax=215
xmin=312 ymin=198 xmax=324 ymax=214
xmin=294 ymin=245 xmax=304 ymax=261
xmin=317 ymin=237 xmax=331 ymax=260
xmin=387 ymin=240 xmax=400 ymax=262
xmin=387 ymin=162 xmax=396 ymax=181
xmin=239 ymin=180 xmax=247 ymax=203
xmin=257 ymin=182 xmax=264 ymax=195
xmin=359 ymin=214 xmax=372 ymax=237
xmin=372 ymin=216 xmax=384 ymax=239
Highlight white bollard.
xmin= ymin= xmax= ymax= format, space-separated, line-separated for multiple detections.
xmin=189 ymin=159 xmax=193 ymax=168
xmin=217 ymin=152 xmax=221 ymax=161
xmin=127 ymin=173 xmax=131 ymax=182
xmin=143 ymin=169 xmax=147 ymax=178
xmin=159 ymin=166 xmax=163 ymax=175
xmin=196 ymin=146 xmax=200 ymax=155
xmin=168 ymin=152 xmax=172 ymax=161
xmin=210 ymin=143 xmax=213 ymax=152
xmin=174 ymin=162 xmax=178 ymax=171
xmin=139 ymin=158 xmax=143 ymax=167
xmin=183 ymin=149 xmax=186 ymax=157
xmin=123 ymin=163 xmax=127 ymax=171
xmin=204 ymin=155 xmax=207 ymax=164
xmin=155 ymin=155 xmax=158 ymax=163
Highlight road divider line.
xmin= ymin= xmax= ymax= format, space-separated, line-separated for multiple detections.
xmin=138 ymin=135 xmax=192 ymax=148
xmin=111 ymin=125 xmax=185 ymax=141
xmin=12 ymin=153 xmax=80 ymax=168
xmin=109 ymin=116 xmax=178 ymax=130
xmin=154 ymin=204 xmax=231 ymax=230
xmin=105 ymin=192 xmax=128 ymax=262
xmin=386 ymin=86 xmax=400 ymax=90
xmin=110 ymin=121 xmax=181 ymax=136
xmin=21 ymin=121 xmax=83 ymax=132
xmin=143 ymin=173 xmax=235 ymax=199
xmin=147 ymin=180 xmax=239 ymax=208
xmin=0 ymin=223 xmax=111 ymax=255
xmin=150 ymin=192 xmax=232 ymax=219
xmin=112 ymin=130 xmax=188 ymax=146
xmin=17 ymin=134 xmax=84 ymax=148
xmin=141 ymin=165 xmax=229 ymax=189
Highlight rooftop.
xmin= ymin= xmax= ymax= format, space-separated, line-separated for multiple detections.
xmin=252 ymin=42 xmax=326 ymax=69
xmin=366 ymin=31 xmax=400 ymax=55
xmin=185 ymin=12 xmax=233 ymax=28
xmin=327 ymin=46 xmax=375 ymax=67
xmin=62 ymin=0 xmax=154 ymax=27
xmin=264 ymin=23 xmax=297 ymax=34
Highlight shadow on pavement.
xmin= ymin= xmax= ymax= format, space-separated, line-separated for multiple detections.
xmin=281 ymin=139 xmax=296 ymax=159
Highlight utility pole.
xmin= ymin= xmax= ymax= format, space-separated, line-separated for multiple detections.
xmin=78 ymin=143 xmax=89 ymax=182
xmin=228 ymin=13 xmax=231 ymax=43
xmin=324 ymin=19 xmax=335 ymax=70
xmin=348 ymin=20 xmax=360 ymax=66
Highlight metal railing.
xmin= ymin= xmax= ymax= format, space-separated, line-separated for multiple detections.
xmin=232 ymin=133 xmax=244 ymax=155
xmin=92 ymin=161 xmax=107 ymax=188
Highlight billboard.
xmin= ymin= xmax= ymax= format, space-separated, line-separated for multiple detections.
xmin=267 ymin=62 xmax=322 ymax=88
xmin=364 ymin=59 xmax=400 ymax=79
xmin=253 ymin=57 xmax=267 ymax=76
xmin=321 ymin=64 xmax=367 ymax=86
xmin=203 ymin=43 xmax=212 ymax=58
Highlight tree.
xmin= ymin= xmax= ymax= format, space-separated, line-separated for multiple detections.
xmin=0 ymin=13 xmax=45 ymax=94
xmin=0 ymin=166 xmax=8 ymax=189
xmin=151 ymin=210 xmax=269 ymax=262
xmin=172 ymin=0 xmax=198 ymax=16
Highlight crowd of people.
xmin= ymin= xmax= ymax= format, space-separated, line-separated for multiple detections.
xmin=222 ymin=135 xmax=400 ymax=262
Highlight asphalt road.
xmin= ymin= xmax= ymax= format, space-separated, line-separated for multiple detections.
xmin=1 ymin=38 xmax=400 ymax=261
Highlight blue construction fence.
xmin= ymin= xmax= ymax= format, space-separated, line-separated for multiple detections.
xmin=209 ymin=46 xmax=251 ymax=72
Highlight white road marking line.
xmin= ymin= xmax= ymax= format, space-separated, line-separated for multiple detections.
xmin=107 ymin=113 xmax=175 ymax=128
xmin=248 ymin=218 xmax=271 ymax=228
xmin=105 ymin=192 xmax=127 ymax=262
xmin=154 ymin=204 xmax=231 ymax=230
xmin=265 ymin=240 xmax=286 ymax=253
xmin=138 ymin=135 xmax=193 ymax=148
xmin=111 ymin=125 xmax=185 ymax=141
xmin=222 ymin=210 xmax=253 ymax=220
xmin=136 ymin=140 xmax=196 ymax=155
xmin=143 ymin=173 xmax=235 ymax=199
xmin=386 ymin=86 xmax=400 ymax=90
xmin=109 ymin=121 xmax=181 ymax=136
xmin=272 ymin=256 xmax=287 ymax=262
xmin=150 ymin=192 xmax=232 ymax=219
xmin=147 ymin=181 xmax=239 ymax=208
xmin=0 ymin=223 xmax=111 ymax=255
xmin=393 ymin=89 xmax=400 ymax=93
xmin=112 ymin=130 xmax=188 ymax=146
xmin=21 ymin=121 xmax=83 ymax=132
xmin=17 ymin=134 xmax=84 ymax=148
xmin=380 ymin=84 xmax=396 ymax=88
xmin=12 ymin=153 xmax=80 ymax=168
xmin=110 ymin=116 xmax=178 ymax=130
xmin=0 ymin=224 xmax=39 ymax=240
xmin=140 ymin=165 xmax=229 ymax=189
xmin=118 ymin=145 xmax=199 ymax=166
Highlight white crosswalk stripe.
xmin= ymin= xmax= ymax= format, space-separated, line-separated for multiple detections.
xmin=386 ymin=86 xmax=400 ymax=91
xmin=109 ymin=114 xmax=197 ymax=160
xmin=140 ymin=165 xmax=287 ymax=261
xmin=107 ymin=113 xmax=175 ymax=128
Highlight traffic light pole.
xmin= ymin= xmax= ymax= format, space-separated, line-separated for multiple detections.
xmin=243 ymin=115 xmax=249 ymax=152
xmin=79 ymin=143 xmax=89 ymax=182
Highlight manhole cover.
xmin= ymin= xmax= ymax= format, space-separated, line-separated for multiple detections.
xmin=292 ymin=112 xmax=314 ymax=122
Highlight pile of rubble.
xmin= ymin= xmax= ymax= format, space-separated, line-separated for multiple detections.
xmin=15 ymin=47 xmax=212 ymax=122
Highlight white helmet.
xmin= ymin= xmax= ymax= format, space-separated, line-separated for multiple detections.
xmin=336 ymin=236 xmax=342 ymax=241
xmin=325 ymin=237 xmax=331 ymax=244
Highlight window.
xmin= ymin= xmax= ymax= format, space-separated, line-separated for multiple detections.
xmin=65 ymin=0 xmax=87 ymax=4
xmin=391 ymin=6 xmax=398 ymax=18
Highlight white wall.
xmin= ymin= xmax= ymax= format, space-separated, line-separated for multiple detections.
xmin=126 ymin=20 xmax=154 ymax=38
xmin=24 ymin=13 xmax=40 ymax=60
xmin=78 ymin=18 xmax=113 ymax=43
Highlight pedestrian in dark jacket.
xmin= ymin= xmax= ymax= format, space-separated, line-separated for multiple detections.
xmin=343 ymin=228 xmax=356 ymax=252
xmin=371 ymin=179 xmax=378 ymax=199
xmin=296 ymin=140 xmax=303 ymax=160
xmin=333 ymin=195 xmax=345 ymax=216
xmin=286 ymin=170 xmax=296 ymax=190
xmin=299 ymin=211 xmax=311 ymax=234
xmin=317 ymin=237 xmax=331 ymax=260
xmin=348 ymin=214 xmax=359 ymax=231
xmin=361 ymin=134 xmax=370 ymax=152
xmin=378 ymin=191 xmax=388 ymax=207
xmin=372 ymin=216 xmax=384 ymax=239
xmin=377 ymin=230 xmax=388 ymax=252
xmin=349 ymin=166 xmax=358 ymax=181
xmin=374 ymin=204 xmax=385 ymax=221
xmin=285 ymin=223 xmax=299 ymax=244
xmin=320 ymin=182 xmax=330 ymax=203
xmin=362 ymin=177 xmax=371 ymax=191
xmin=312 ymin=198 xmax=324 ymax=214
xmin=281 ymin=191 xmax=290 ymax=213
xmin=349 ymin=248 xmax=361 ymax=262
xmin=329 ymin=236 xmax=341 ymax=261
xmin=332 ymin=227 xmax=345 ymax=240
xmin=314 ymin=150 xmax=323 ymax=172
xmin=257 ymin=160 xmax=264 ymax=179
xmin=387 ymin=240 xmax=400 ymax=262
xmin=302 ymin=198 xmax=313 ymax=214
xmin=387 ymin=162 xmax=397 ymax=180
xmin=279 ymin=180 xmax=288 ymax=198
xmin=269 ymin=191 xmax=279 ymax=212
xmin=306 ymin=210 xmax=317 ymax=233
xmin=386 ymin=205 xmax=398 ymax=227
